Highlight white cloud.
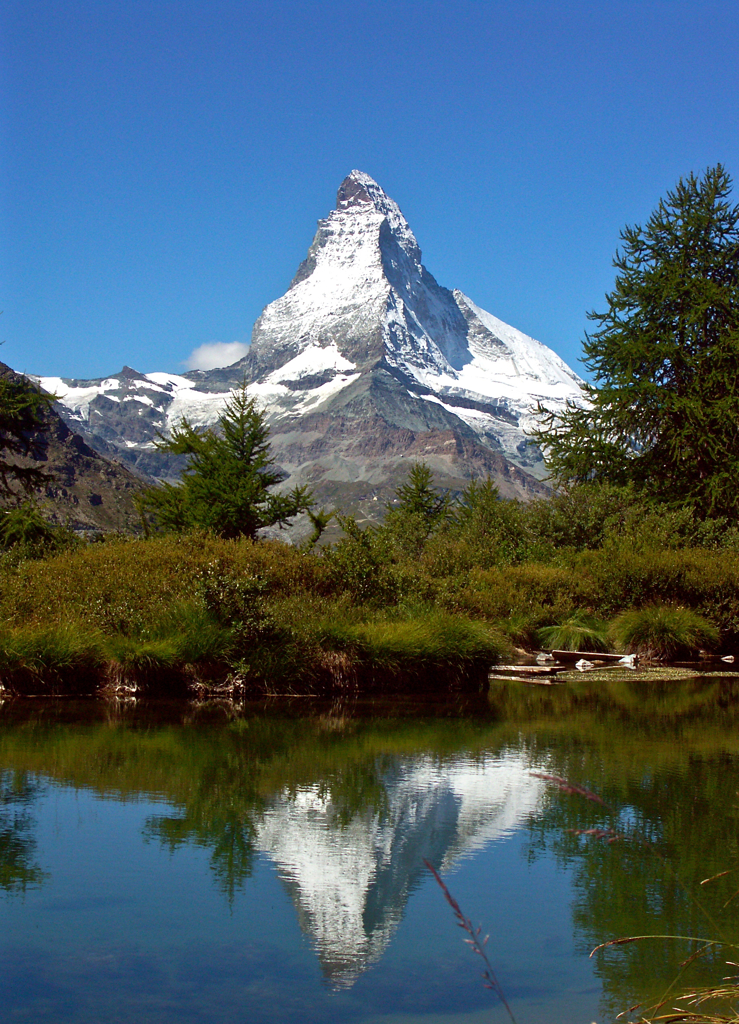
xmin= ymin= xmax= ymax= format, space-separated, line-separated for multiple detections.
xmin=185 ymin=341 xmax=249 ymax=371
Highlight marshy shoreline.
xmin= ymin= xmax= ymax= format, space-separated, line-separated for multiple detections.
xmin=2 ymin=513 xmax=739 ymax=699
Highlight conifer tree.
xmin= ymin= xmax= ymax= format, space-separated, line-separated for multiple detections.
xmin=0 ymin=366 xmax=54 ymax=498
xmin=392 ymin=462 xmax=452 ymax=526
xmin=382 ymin=462 xmax=453 ymax=556
xmin=139 ymin=382 xmax=313 ymax=539
xmin=531 ymin=165 xmax=739 ymax=516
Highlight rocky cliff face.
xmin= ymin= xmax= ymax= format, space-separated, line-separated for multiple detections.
xmin=0 ymin=362 xmax=146 ymax=534
xmin=35 ymin=171 xmax=584 ymax=517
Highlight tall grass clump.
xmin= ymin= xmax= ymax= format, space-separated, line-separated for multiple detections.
xmin=0 ymin=622 xmax=107 ymax=693
xmin=537 ymin=613 xmax=611 ymax=653
xmin=147 ymin=601 xmax=234 ymax=664
xmin=609 ymin=604 xmax=719 ymax=660
xmin=314 ymin=612 xmax=508 ymax=690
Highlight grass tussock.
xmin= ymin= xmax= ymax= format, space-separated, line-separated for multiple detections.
xmin=317 ymin=614 xmax=508 ymax=688
xmin=537 ymin=613 xmax=611 ymax=653
xmin=0 ymin=622 xmax=107 ymax=694
xmin=610 ymin=605 xmax=720 ymax=660
xmin=0 ymin=621 xmax=105 ymax=672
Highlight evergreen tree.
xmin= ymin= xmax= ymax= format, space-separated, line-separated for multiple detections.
xmin=0 ymin=367 xmax=54 ymax=498
xmin=383 ymin=462 xmax=453 ymax=556
xmin=139 ymin=382 xmax=313 ymax=539
xmin=391 ymin=462 xmax=452 ymax=525
xmin=530 ymin=165 xmax=739 ymax=516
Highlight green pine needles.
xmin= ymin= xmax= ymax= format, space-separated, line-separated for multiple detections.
xmin=0 ymin=369 xmax=55 ymax=498
xmin=138 ymin=381 xmax=313 ymax=539
xmin=531 ymin=164 xmax=739 ymax=518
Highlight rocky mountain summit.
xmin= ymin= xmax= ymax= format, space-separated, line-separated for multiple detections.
xmin=36 ymin=171 xmax=583 ymax=517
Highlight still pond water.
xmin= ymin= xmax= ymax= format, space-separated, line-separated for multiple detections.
xmin=2 ymin=677 xmax=739 ymax=1024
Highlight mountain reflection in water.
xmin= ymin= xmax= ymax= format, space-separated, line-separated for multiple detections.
xmin=255 ymin=754 xmax=543 ymax=986
xmin=2 ymin=684 xmax=739 ymax=1024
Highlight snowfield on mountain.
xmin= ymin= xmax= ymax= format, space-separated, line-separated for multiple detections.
xmin=35 ymin=170 xmax=584 ymax=515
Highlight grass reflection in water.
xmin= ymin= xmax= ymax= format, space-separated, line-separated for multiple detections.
xmin=0 ymin=680 xmax=737 ymax=1023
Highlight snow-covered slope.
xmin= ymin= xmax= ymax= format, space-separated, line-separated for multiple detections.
xmin=241 ymin=168 xmax=582 ymax=467
xmin=34 ymin=171 xmax=584 ymax=510
xmin=255 ymin=750 xmax=544 ymax=987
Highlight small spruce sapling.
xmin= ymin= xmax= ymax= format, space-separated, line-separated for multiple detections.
xmin=138 ymin=381 xmax=313 ymax=539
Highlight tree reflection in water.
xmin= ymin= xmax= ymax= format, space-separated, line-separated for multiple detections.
xmin=0 ymin=769 xmax=48 ymax=893
xmin=143 ymin=810 xmax=258 ymax=904
xmin=1 ymin=683 xmax=739 ymax=1019
xmin=517 ymin=686 xmax=739 ymax=1022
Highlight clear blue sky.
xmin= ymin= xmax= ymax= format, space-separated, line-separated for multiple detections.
xmin=3 ymin=0 xmax=738 ymax=380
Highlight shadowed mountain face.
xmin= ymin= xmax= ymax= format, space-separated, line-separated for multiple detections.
xmin=0 ymin=362 xmax=146 ymax=534
xmin=35 ymin=171 xmax=584 ymax=517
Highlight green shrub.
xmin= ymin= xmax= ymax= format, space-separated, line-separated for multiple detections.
xmin=579 ymin=548 xmax=739 ymax=640
xmin=523 ymin=483 xmax=643 ymax=553
xmin=0 ymin=532 xmax=323 ymax=630
xmin=322 ymin=517 xmax=399 ymax=605
xmin=456 ymin=563 xmax=595 ymax=625
xmin=0 ymin=501 xmax=79 ymax=560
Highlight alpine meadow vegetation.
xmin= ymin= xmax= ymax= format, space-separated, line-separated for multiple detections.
xmin=0 ymin=463 xmax=737 ymax=695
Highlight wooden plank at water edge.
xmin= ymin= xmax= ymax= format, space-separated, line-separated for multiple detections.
xmin=490 ymin=664 xmax=568 ymax=677
xmin=550 ymin=650 xmax=625 ymax=665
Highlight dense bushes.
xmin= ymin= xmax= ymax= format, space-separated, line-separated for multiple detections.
xmin=0 ymin=468 xmax=737 ymax=694
xmin=0 ymin=531 xmax=325 ymax=630
xmin=0 ymin=530 xmax=507 ymax=695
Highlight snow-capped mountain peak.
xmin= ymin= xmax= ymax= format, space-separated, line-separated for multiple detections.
xmin=336 ymin=169 xmax=422 ymax=264
xmin=245 ymin=170 xmax=582 ymax=451
xmin=35 ymin=171 xmax=585 ymax=513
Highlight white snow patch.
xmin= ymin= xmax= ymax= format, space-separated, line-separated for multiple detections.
xmin=145 ymin=372 xmax=197 ymax=390
xmin=265 ymin=343 xmax=355 ymax=383
xmin=34 ymin=376 xmax=123 ymax=419
xmin=165 ymin=388 xmax=235 ymax=431
xmin=251 ymin=370 xmax=361 ymax=418
xmin=122 ymin=394 xmax=154 ymax=406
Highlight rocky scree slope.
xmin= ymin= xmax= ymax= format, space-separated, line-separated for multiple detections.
xmin=35 ymin=171 xmax=583 ymax=519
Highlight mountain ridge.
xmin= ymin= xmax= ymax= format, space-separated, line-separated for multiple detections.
xmin=34 ymin=171 xmax=584 ymax=520
xmin=0 ymin=362 xmax=146 ymax=534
